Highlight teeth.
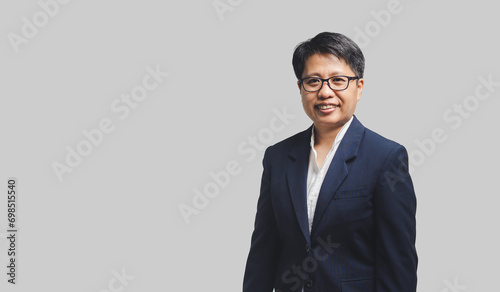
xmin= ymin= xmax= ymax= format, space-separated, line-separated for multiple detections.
xmin=318 ymin=105 xmax=336 ymax=109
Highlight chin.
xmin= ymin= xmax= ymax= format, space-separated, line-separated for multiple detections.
xmin=317 ymin=117 xmax=343 ymax=125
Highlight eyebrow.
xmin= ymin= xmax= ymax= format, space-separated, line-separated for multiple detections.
xmin=303 ymin=72 xmax=344 ymax=78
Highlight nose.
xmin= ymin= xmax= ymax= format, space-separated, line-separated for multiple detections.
xmin=317 ymin=80 xmax=335 ymax=99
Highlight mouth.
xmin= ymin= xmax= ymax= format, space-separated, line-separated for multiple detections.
xmin=315 ymin=103 xmax=339 ymax=113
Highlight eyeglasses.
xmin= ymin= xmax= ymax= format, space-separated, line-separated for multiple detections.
xmin=299 ymin=76 xmax=360 ymax=92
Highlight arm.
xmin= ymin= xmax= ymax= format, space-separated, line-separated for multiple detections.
xmin=243 ymin=148 xmax=283 ymax=292
xmin=374 ymin=145 xmax=418 ymax=291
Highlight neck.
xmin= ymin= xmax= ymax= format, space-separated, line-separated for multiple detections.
xmin=313 ymin=124 xmax=342 ymax=147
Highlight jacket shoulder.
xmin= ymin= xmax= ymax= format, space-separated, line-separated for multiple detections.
xmin=362 ymin=126 xmax=407 ymax=156
xmin=265 ymin=126 xmax=310 ymax=158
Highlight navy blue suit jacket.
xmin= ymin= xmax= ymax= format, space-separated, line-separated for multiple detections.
xmin=243 ymin=115 xmax=417 ymax=292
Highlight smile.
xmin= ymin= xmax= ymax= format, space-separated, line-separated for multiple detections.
xmin=317 ymin=104 xmax=338 ymax=109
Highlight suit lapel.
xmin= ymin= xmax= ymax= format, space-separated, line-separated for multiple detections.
xmin=286 ymin=125 xmax=313 ymax=243
xmin=311 ymin=115 xmax=365 ymax=234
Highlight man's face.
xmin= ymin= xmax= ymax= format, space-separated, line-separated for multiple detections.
xmin=298 ymin=53 xmax=364 ymax=132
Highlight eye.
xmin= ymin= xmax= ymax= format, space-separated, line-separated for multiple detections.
xmin=330 ymin=77 xmax=347 ymax=83
xmin=305 ymin=78 xmax=320 ymax=85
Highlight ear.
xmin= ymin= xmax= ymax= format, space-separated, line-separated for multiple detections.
xmin=356 ymin=78 xmax=364 ymax=101
xmin=297 ymin=80 xmax=302 ymax=91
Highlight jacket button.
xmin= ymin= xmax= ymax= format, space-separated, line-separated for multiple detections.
xmin=305 ymin=244 xmax=310 ymax=253
xmin=305 ymin=280 xmax=313 ymax=288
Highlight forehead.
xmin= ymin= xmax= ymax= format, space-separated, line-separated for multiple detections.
xmin=302 ymin=53 xmax=354 ymax=77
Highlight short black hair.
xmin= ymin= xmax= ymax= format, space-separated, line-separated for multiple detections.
xmin=292 ymin=32 xmax=365 ymax=80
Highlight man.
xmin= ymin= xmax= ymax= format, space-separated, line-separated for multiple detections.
xmin=243 ymin=32 xmax=417 ymax=292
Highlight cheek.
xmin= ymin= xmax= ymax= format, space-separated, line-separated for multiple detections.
xmin=338 ymin=93 xmax=356 ymax=107
xmin=301 ymin=100 xmax=311 ymax=112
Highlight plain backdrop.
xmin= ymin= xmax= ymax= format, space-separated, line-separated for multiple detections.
xmin=1 ymin=0 xmax=499 ymax=291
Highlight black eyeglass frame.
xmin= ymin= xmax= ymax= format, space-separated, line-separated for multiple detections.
xmin=299 ymin=76 xmax=360 ymax=92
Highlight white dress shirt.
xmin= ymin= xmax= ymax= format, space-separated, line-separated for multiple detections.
xmin=306 ymin=116 xmax=353 ymax=234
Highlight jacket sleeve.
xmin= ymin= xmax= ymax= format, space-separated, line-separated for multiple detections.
xmin=243 ymin=148 xmax=283 ymax=292
xmin=374 ymin=145 xmax=418 ymax=291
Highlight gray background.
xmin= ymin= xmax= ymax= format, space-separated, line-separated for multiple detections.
xmin=1 ymin=0 xmax=499 ymax=291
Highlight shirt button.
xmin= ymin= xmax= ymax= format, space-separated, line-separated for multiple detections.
xmin=305 ymin=280 xmax=313 ymax=288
